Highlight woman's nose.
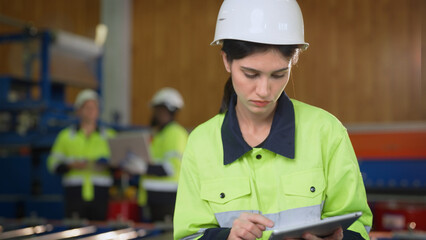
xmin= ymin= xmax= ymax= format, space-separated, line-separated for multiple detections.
xmin=255 ymin=78 xmax=270 ymax=97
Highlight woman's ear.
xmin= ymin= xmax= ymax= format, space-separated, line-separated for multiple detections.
xmin=221 ymin=51 xmax=231 ymax=73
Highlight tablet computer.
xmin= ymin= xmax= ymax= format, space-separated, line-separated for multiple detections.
xmin=108 ymin=130 xmax=152 ymax=167
xmin=269 ymin=212 xmax=362 ymax=240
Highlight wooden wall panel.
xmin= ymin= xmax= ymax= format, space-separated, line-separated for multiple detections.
xmin=0 ymin=0 xmax=100 ymax=104
xmin=132 ymin=0 xmax=226 ymax=128
xmin=296 ymin=0 xmax=423 ymax=123
xmin=131 ymin=0 xmax=424 ymax=128
xmin=0 ymin=0 xmax=100 ymax=39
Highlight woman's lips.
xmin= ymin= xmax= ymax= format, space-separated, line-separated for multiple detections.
xmin=251 ymin=100 xmax=270 ymax=107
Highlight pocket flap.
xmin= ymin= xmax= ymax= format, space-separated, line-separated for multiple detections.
xmin=201 ymin=177 xmax=251 ymax=204
xmin=282 ymin=168 xmax=325 ymax=198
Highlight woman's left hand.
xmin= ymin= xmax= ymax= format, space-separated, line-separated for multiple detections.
xmin=297 ymin=227 xmax=343 ymax=240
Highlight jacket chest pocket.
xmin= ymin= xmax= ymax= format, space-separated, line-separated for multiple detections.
xmin=201 ymin=177 xmax=251 ymax=212
xmin=281 ymin=168 xmax=326 ymax=208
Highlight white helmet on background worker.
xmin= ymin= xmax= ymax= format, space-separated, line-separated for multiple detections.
xmin=74 ymin=89 xmax=99 ymax=109
xmin=211 ymin=0 xmax=309 ymax=49
xmin=150 ymin=87 xmax=184 ymax=112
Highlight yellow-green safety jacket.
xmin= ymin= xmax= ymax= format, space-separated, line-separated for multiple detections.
xmin=47 ymin=125 xmax=116 ymax=201
xmin=138 ymin=121 xmax=188 ymax=205
xmin=174 ymin=93 xmax=372 ymax=240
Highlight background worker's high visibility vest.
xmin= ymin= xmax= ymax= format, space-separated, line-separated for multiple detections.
xmin=48 ymin=125 xmax=116 ymax=201
xmin=138 ymin=122 xmax=188 ymax=206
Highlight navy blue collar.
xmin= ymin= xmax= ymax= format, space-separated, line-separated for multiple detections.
xmin=221 ymin=92 xmax=295 ymax=165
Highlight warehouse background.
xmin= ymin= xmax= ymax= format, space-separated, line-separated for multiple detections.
xmin=1 ymin=0 xmax=424 ymax=128
xmin=0 ymin=0 xmax=425 ymax=239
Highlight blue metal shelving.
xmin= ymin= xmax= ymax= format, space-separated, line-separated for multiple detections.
xmin=0 ymin=29 xmax=103 ymax=220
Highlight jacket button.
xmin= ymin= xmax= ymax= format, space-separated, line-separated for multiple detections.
xmin=220 ymin=192 xmax=225 ymax=198
xmin=256 ymin=154 xmax=262 ymax=159
xmin=310 ymin=186 xmax=316 ymax=193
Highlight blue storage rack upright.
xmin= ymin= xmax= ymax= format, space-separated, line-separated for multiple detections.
xmin=0 ymin=28 xmax=103 ymax=220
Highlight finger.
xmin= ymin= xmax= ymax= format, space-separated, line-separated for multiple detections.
xmin=245 ymin=213 xmax=274 ymax=228
xmin=301 ymin=232 xmax=320 ymax=240
xmin=256 ymin=223 xmax=266 ymax=231
xmin=237 ymin=219 xmax=264 ymax=238
xmin=324 ymin=227 xmax=343 ymax=240
xmin=238 ymin=226 xmax=260 ymax=240
xmin=244 ymin=222 xmax=264 ymax=238
xmin=230 ymin=224 xmax=259 ymax=240
xmin=302 ymin=227 xmax=343 ymax=240
xmin=232 ymin=217 xmax=264 ymax=239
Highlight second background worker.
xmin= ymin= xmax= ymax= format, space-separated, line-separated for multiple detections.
xmin=138 ymin=88 xmax=188 ymax=223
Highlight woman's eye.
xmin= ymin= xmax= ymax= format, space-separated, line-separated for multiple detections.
xmin=272 ymin=73 xmax=286 ymax=79
xmin=244 ymin=73 xmax=258 ymax=78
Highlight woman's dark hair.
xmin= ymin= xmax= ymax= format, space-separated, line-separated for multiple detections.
xmin=219 ymin=40 xmax=302 ymax=113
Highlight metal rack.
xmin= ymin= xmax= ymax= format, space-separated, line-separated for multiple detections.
xmin=0 ymin=27 xmax=103 ymax=220
xmin=0 ymin=28 xmax=103 ymax=139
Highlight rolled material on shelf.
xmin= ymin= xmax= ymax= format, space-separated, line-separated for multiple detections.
xmin=2 ymin=29 xmax=100 ymax=89
xmin=50 ymin=30 xmax=103 ymax=59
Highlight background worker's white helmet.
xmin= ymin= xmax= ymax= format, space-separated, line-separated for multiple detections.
xmin=150 ymin=87 xmax=184 ymax=112
xmin=74 ymin=89 xmax=99 ymax=109
xmin=211 ymin=0 xmax=309 ymax=49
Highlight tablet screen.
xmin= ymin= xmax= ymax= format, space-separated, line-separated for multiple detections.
xmin=108 ymin=131 xmax=152 ymax=166
xmin=269 ymin=212 xmax=362 ymax=240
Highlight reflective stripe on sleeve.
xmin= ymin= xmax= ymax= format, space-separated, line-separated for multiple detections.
xmin=162 ymin=161 xmax=175 ymax=176
xmin=143 ymin=179 xmax=178 ymax=192
xmin=214 ymin=203 xmax=323 ymax=230
xmin=365 ymin=226 xmax=371 ymax=233
xmin=163 ymin=150 xmax=183 ymax=161
xmin=180 ymin=229 xmax=205 ymax=240
xmin=152 ymin=150 xmax=182 ymax=176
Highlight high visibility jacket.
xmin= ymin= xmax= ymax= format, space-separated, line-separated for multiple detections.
xmin=47 ymin=125 xmax=116 ymax=201
xmin=174 ymin=94 xmax=372 ymax=240
xmin=138 ymin=121 xmax=188 ymax=205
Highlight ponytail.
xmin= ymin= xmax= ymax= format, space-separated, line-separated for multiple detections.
xmin=219 ymin=77 xmax=235 ymax=113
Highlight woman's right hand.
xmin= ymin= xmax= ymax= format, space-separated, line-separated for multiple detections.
xmin=228 ymin=212 xmax=274 ymax=240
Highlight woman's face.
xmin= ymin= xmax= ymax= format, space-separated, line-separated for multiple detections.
xmin=222 ymin=49 xmax=291 ymax=117
xmin=78 ymin=99 xmax=99 ymax=124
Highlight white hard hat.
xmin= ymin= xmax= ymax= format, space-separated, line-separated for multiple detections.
xmin=74 ymin=89 xmax=99 ymax=109
xmin=150 ymin=87 xmax=184 ymax=111
xmin=211 ymin=0 xmax=309 ymax=49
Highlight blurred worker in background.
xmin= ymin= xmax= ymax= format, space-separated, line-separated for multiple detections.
xmin=47 ymin=89 xmax=115 ymax=221
xmin=173 ymin=0 xmax=372 ymax=239
xmin=123 ymin=87 xmax=188 ymax=223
